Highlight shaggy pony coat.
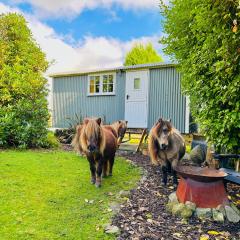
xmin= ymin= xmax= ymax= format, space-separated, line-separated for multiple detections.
xmin=103 ymin=120 xmax=128 ymax=145
xmin=72 ymin=118 xmax=117 ymax=187
xmin=148 ymin=118 xmax=185 ymax=185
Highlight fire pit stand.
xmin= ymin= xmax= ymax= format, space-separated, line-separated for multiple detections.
xmin=176 ymin=166 xmax=229 ymax=208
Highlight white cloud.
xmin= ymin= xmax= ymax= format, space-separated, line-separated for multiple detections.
xmin=0 ymin=2 xmax=166 ymax=108
xmin=0 ymin=2 xmax=165 ymax=74
xmin=12 ymin=0 xmax=160 ymax=19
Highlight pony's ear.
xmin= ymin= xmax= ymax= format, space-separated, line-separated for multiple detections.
xmin=118 ymin=120 xmax=121 ymax=124
xmin=168 ymin=118 xmax=172 ymax=123
xmin=83 ymin=118 xmax=89 ymax=124
xmin=125 ymin=121 xmax=128 ymax=125
xmin=96 ymin=118 xmax=102 ymax=125
xmin=158 ymin=118 xmax=163 ymax=124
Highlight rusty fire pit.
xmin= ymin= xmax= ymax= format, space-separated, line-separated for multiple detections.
xmin=176 ymin=166 xmax=229 ymax=208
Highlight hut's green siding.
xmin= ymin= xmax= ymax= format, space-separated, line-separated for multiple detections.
xmin=52 ymin=72 xmax=126 ymax=128
xmin=148 ymin=67 xmax=186 ymax=132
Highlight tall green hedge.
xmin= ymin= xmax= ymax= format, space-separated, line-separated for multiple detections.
xmin=0 ymin=13 xmax=50 ymax=148
xmin=160 ymin=0 xmax=240 ymax=153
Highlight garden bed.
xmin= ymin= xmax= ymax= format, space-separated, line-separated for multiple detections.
xmin=113 ymin=153 xmax=240 ymax=240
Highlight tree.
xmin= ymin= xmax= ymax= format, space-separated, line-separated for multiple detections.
xmin=124 ymin=43 xmax=163 ymax=66
xmin=160 ymin=0 xmax=240 ymax=153
xmin=0 ymin=13 xmax=50 ymax=148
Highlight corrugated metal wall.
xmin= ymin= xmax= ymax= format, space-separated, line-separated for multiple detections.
xmin=52 ymin=72 xmax=126 ymax=128
xmin=148 ymin=67 xmax=186 ymax=132
xmin=52 ymin=67 xmax=187 ymax=132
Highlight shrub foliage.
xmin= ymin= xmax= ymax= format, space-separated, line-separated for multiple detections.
xmin=160 ymin=0 xmax=240 ymax=152
xmin=0 ymin=13 xmax=49 ymax=148
xmin=124 ymin=43 xmax=163 ymax=66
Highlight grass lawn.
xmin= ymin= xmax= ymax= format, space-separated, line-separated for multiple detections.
xmin=0 ymin=150 xmax=141 ymax=240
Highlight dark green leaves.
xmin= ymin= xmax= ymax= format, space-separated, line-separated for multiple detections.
xmin=160 ymin=0 xmax=240 ymax=152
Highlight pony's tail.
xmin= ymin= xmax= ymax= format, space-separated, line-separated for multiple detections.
xmin=71 ymin=125 xmax=82 ymax=153
xmin=148 ymin=132 xmax=159 ymax=165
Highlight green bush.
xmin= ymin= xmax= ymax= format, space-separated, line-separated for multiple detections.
xmin=45 ymin=132 xmax=60 ymax=149
xmin=160 ymin=0 xmax=240 ymax=153
xmin=0 ymin=13 xmax=50 ymax=148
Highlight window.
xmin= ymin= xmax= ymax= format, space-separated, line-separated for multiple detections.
xmin=88 ymin=73 xmax=115 ymax=96
xmin=89 ymin=76 xmax=100 ymax=94
xmin=103 ymin=75 xmax=114 ymax=93
xmin=134 ymin=78 xmax=141 ymax=90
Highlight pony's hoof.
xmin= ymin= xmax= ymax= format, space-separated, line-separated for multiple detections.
xmin=91 ymin=178 xmax=96 ymax=184
xmin=95 ymin=183 xmax=101 ymax=188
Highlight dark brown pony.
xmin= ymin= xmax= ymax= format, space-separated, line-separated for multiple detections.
xmin=103 ymin=120 xmax=128 ymax=146
xmin=72 ymin=117 xmax=117 ymax=187
xmin=148 ymin=118 xmax=186 ymax=186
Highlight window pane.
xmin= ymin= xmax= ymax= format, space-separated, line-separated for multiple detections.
xmin=103 ymin=75 xmax=108 ymax=84
xmin=108 ymin=84 xmax=113 ymax=92
xmin=108 ymin=75 xmax=113 ymax=84
xmin=95 ymin=76 xmax=100 ymax=85
xmin=134 ymin=78 xmax=140 ymax=89
xmin=103 ymin=83 xmax=108 ymax=92
xmin=90 ymin=84 xmax=95 ymax=93
xmin=95 ymin=84 xmax=100 ymax=93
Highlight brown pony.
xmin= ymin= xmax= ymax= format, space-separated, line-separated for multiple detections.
xmin=148 ymin=118 xmax=186 ymax=186
xmin=103 ymin=120 xmax=128 ymax=146
xmin=72 ymin=117 xmax=117 ymax=187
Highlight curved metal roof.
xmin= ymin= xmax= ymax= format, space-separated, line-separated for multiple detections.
xmin=49 ymin=62 xmax=177 ymax=78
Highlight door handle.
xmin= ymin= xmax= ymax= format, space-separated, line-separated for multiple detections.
xmin=126 ymin=94 xmax=130 ymax=100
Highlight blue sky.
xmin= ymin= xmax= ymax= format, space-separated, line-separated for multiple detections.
xmin=0 ymin=0 xmax=166 ymax=72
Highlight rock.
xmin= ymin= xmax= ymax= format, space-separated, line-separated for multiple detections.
xmin=109 ymin=202 xmax=121 ymax=213
xmin=189 ymin=145 xmax=206 ymax=166
xmin=212 ymin=209 xmax=224 ymax=222
xmin=180 ymin=208 xmax=193 ymax=219
xmin=104 ymin=224 xmax=120 ymax=234
xmin=216 ymin=204 xmax=226 ymax=217
xmin=225 ymin=205 xmax=240 ymax=223
xmin=119 ymin=190 xmax=130 ymax=198
xmin=168 ymin=192 xmax=179 ymax=203
xmin=200 ymin=234 xmax=209 ymax=240
xmin=166 ymin=202 xmax=175 ymax=212
xmin=196 ymin=208 xmax=212 ymax=219
xmin=172 ymin=203 xmax=185 ymax=215
xmin=185 ymin=201 xmax=196 ymax=211
xmin=230 ymin=203 xmax=240 ymax=215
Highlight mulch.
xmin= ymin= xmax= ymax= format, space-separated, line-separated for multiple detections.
xmin=113 ymin=153 xmax=240 ymax=240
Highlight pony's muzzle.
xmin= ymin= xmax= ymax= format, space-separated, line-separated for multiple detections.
xmin=160 ymin=144 xmax=168 ymax=150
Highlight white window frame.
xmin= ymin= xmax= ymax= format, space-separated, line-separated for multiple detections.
xmin=87 ymin=72 xmax=116 ymax=96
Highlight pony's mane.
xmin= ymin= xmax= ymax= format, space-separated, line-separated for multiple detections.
xmin=71 ymin=125 xmax=83 ymax=153
xmin=148 ymin=119 xmax=184 ymax=165
xmin=73 ymin=118 xmax=106 ymax=154
xmin=109 ymin=120 xmax=127 ymax=136
xmin=111 ymin=121 xmax=120 ymax=135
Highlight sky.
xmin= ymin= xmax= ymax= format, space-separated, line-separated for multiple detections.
xmin=0 ymin=0 xmax=167 ymax=74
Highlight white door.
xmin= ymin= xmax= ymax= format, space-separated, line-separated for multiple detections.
xmin=125 ymin=70 xmax=149 ymax=128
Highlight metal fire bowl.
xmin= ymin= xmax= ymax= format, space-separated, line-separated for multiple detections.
xmin=175 ymin=165 xmax=228 ymax=182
